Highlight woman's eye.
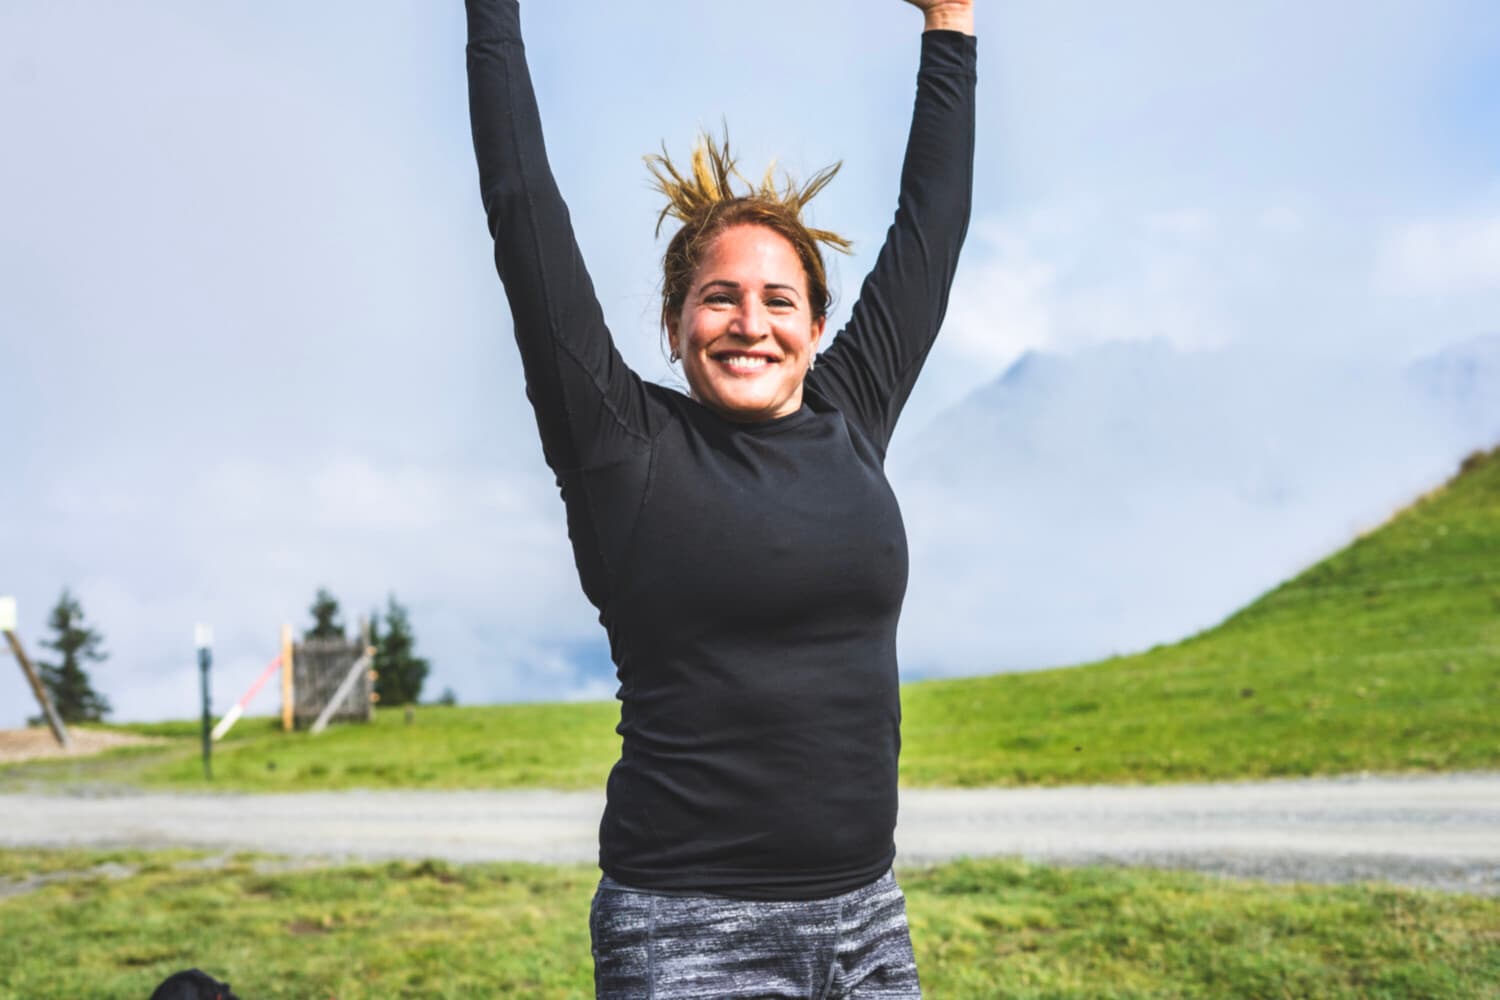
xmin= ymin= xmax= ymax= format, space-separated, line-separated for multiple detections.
xmin=767 ymin=297 xmax=793 ymax=309
xmin=705 ymin=293 xmax=734 ymax=305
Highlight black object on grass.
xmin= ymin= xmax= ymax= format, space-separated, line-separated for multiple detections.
xmin=149 ymin=968 xmax=241 ymax=1000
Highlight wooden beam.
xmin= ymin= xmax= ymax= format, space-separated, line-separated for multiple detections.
xmin=309 ymin=650 xmax=374 ymax=735
xmin=280 ymin=623 xmax=294 ymax=732
xmin=4 ymin=629 xmax=71 ymax=750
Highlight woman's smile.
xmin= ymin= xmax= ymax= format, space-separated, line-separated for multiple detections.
xmin=714 ymin=351 xmax=778 ymax=371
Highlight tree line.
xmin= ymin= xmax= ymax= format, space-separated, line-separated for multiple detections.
xmin=25 ymin=588 xmax=441 ymax=725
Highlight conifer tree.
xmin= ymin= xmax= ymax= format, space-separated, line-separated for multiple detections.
xmin=372 ymin=594 xmax=429 ymax=707
xmin=37 ymin=589 xmax=112 ymax=723
xmin=304 ymin=587 xmax=346 ymax=641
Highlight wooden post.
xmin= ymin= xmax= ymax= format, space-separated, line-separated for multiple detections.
xmin=3 ymin=627 xmax=71 ymax=751
xmin=280 ymin=623 xmax=294 ymax=732
xmin=363 ymin=617 xmax=377 ymax=710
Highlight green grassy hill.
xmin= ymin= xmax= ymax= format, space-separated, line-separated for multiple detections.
xmin=902 ymin=444 xmax=1500 ymax=785
xmin=7 ymin=446 xmax=1498 ymax=792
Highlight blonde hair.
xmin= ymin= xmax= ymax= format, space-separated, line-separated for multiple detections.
xmin=646 ymin=130 xmax=852 ymax=339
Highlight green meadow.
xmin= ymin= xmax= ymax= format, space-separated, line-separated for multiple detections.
xmin=6 ymin=445 xmax=1497 ymax=793
xmin=1 ymin=851 xmax=1496 ymax=999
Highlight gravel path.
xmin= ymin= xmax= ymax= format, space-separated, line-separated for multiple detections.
xmin=4 ymin=773 xmax=1497 ymax=894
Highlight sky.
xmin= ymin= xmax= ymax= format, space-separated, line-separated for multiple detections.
xmin=3 ymin=1 xmax=1500 ymax=728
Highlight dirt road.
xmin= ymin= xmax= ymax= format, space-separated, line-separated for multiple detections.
xmin=4 ymin=773 xmax=1496 ymax=893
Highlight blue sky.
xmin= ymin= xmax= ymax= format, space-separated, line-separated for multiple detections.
xmin=3 ymin=1 xmax=1499 ymax=727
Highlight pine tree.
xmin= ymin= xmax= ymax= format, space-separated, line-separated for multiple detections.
xmin=37 ymin=589 xmax=112 ymax=723
xmin=372 ymin=594 xmax=429 ymax=707
xmin=304 ymin=587 xmax=346 ymax=641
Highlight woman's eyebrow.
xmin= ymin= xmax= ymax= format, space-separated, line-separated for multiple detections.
xmin=696 ymin=279 xmax=803 ymax=298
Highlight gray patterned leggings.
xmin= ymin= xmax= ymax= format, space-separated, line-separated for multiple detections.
xmin=589 ymin=870 xmax=922 ymax=999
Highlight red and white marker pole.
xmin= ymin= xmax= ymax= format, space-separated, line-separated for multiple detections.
xmin=211 ymin=653 xmax=284 ymax=742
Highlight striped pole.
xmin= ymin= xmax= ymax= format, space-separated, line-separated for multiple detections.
xmin=211 ymin=653 xmax=284 ymax=742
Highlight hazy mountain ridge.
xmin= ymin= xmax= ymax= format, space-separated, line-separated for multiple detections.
xmin=1406 ymin=332 xmax=1500 ymax=442
xmin=889 ymin=334 xmax=1500 ymax=679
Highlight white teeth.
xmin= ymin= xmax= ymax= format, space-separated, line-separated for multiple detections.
xmin=722 ymin=356 xmax=769 ymax=369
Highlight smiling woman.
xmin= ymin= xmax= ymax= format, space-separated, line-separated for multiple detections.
xmin=465 ymin=0 xmax=975 ymax=995
xmin=672 ymin=224 xmax=828 ymax=420
xmin=646 ymin=133 xmax=851 ymax=422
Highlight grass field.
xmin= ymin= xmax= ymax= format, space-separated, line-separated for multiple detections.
xmin=1 ymin=849 xmax=1496 ymax=999
xmin=5 ymin=446 xmax=1497 ymax=793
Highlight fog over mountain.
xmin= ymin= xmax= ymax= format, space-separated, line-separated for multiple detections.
xmin=889 ymin=334 xmax=1500 ymax=676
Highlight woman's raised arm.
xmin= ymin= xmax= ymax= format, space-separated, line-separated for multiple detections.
xmin=809 ymin=0 xmax=977 ymax=450
xmin=466 ymin=0 xmax=654 ymax=473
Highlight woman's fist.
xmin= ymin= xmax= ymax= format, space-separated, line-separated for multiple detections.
xmin=902 ymin=0 xmax=974 ymax=34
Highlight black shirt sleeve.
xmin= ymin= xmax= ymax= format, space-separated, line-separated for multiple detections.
xmin=466 ymin=0 xmax=659 ymax=474
xmin=808 ymin=31 xmax=978 ymax=454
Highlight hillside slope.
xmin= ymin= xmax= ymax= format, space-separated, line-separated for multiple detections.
xmin=899 ymin=445 xmax=1500 ymax=785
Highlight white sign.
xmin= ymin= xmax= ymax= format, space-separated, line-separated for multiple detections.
xmin=195 ymin=624 xmax=214 ymax=649
xmin=0 ymin=597 xmax=15 ymax=632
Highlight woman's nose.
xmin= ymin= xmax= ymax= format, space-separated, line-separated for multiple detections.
xmin=731 ymin=300 xmax=771 ymax=338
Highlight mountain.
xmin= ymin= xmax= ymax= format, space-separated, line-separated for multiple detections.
xmin=1407 ymin=331 xmax=1500 ymax=442
xmin=888 ymin=337 xmax=1500 ymax=677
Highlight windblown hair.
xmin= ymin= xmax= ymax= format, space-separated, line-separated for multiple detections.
xmin=646 ymin=130 xmax=852 ymax=344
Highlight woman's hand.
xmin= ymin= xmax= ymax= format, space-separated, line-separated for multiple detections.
xmin=903 ymin=0 xmax=974 ymax=34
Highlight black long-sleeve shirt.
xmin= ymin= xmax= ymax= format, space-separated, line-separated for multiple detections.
xmin=467 ymin=0 xmax=976 ymax=900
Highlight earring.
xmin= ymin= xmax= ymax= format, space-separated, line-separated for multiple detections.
xmin=669 ymin=349 xmax=681 ymax=363
xmin=808 ymin=354 xmax=817 ymax=373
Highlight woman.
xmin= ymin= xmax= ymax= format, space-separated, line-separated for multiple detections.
xmin=466 ymin=0 xmax=976 ymax=995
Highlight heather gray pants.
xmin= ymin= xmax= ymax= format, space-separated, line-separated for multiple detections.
xmin=589 ymin=870 xmax=921 ymax=999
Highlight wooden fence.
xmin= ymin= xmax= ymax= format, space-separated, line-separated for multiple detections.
xmin=290 ymin=634 xmax=374 ymax=730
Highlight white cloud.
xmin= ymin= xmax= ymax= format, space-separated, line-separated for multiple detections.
xmin=935 ymin=206 xmax=1242 ymax=387
xmin=941 ymin=219 xmax=1061 ymax=367
xmin=1143 ymin=211 xmax=1216 ymax=240
xmin=1377 ymin=211 xmax=1500 ymax=296
xmin=1258 ymin=205 xmax=1306 ymax=236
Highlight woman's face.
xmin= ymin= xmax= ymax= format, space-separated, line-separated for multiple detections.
xmin=669 ymin=224 xmax=826 ymax=422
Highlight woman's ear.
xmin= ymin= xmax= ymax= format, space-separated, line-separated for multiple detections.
xmin=810 ymin=315 xmax=828 ymax=354
xmin=665 ymin=314 xmax=682 ymax=361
